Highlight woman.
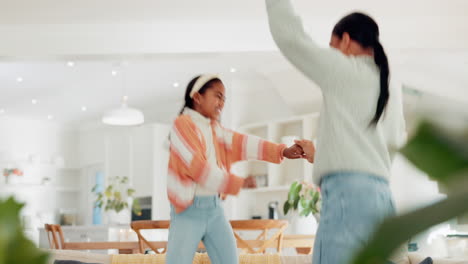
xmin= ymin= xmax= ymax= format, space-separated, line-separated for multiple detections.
xmin=266 ymin=0 xmax=407 ymax=263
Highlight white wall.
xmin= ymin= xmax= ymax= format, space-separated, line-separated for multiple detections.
xmin=151 ymin=124 xmax=171 ymax=220
xmin=0 ymin=116 xmax=79 ymax=168
xmin=79 ymin=125 xmax=158 ymax=197
xmin=390 ymin=154 xmax=446 ymax=214
xmin=0 ymin=116 xmax=79 ymax=243
xmin=230 ymin=77 xmax=294 ymax=127
xmin=78 ymin=122 xmax=172 ymax=224
xmin=131 ymin=126 xmax=156 ymax=197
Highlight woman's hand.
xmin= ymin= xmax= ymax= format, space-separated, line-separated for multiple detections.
xmin=283 ymin=144 xmax=304 ymax=159
xmin=294 ymin=139 xmax=315 ymax=163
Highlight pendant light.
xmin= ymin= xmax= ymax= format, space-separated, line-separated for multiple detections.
xmin=102 ymin=63 xmax=144 ymax=126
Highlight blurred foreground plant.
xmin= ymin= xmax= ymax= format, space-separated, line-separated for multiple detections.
xmin=352 ymin=121 xmax=468 ymax=264
xmin=0 ymin=197 xmax=49 ymax=264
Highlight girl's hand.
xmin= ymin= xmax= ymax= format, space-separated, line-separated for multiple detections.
xmin=294 ymin=139 xmax=315 ymax=163
xmin=283 ymin=144 xmax=304 ymax=159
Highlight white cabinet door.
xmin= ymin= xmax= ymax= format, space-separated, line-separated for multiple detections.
xmin=131 ymin=126 xmax=155 ymax=197
xmin=151 ymin=124 xmax=171 ymax=220
xmin=106 ymin=129 xmax=131 ymax=181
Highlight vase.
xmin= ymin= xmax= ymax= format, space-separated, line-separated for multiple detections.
xmin=289 ymin=211 xmax=318 ymax=235
xmin=106 ymin=209 xmax=131 ymax=225
xmin=105 ymin=197 xmax=133 ymax=225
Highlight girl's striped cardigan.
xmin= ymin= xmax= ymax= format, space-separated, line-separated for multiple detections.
xmin=168 ymin=114 xmax=286 ymax=213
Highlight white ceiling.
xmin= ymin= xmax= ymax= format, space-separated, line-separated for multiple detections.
xmin=0 ymin=53 xmax=284 ymax=125
xmin=1 ymin=0 xmax=466 ymax=24
xmin=0 ymin=0 xmax=467 ymax=126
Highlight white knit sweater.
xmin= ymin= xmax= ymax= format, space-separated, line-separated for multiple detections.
xmin=184 ymin=108 xmax=219 ymax=196
xmin=266 ymin=0 xmax=407 ymax=185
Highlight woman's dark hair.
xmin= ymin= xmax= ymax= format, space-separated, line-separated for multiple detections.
xmin=333 ymin=12 xmax=390 ymax=126
xmin=179 ymin=75 xmax=222 ymax=115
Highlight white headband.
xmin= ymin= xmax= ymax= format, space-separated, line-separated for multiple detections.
xmin=189 ymin=74 xmax=220 ymax=98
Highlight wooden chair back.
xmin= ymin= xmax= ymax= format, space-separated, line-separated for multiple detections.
xmin=229 ymin=219 xmax=288 ymax=254
xmin=130 ymin=220 xmax=170 ymax=254
xmin=44 ymin=224 xmax=67 ymax=249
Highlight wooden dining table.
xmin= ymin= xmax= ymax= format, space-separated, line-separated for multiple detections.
xmin=63 ymin=234 xmax=315 ymax=254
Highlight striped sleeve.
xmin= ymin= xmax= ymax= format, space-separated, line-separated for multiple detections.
xmin=169 ymin=116 xmax=244 ymax=195
xmin=221 ymin=127 xmax=286 ymax=164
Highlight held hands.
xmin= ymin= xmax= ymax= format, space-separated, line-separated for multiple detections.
xmin=294 ymin=139 xmax=315 ymax=163
xmin=282 ymin=144 xmax=305 ymax=159
xmin=282 ymin=139 xmax=315 ymax=163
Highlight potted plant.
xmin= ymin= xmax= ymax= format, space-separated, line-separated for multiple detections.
xmin=91 ymin=176 xmax=141 ymax=225
xmin=283 ymin=181 xmax=321 ymax=237
xmin=283 ymin=181 xmax=321 ymax=254
xmin=284 ymin=181 xmax=321 ymax=219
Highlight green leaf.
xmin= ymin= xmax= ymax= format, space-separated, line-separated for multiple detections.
xmin=289 ymin=181 xmax=298 ymax=192
xmin=312 ymin=191 xmax=320 ymax=204
xmin=308 ymin=199 xmax=315 ymax=210
xmin=293 ymin=196 xmax=300 ymax=210
xmin=127 ymin=188 xmax=136 ymax=196
xmin=288 ymin=181 xmax=298 ymax=203
xmin=352 ymin=189 xmax=468 ymax=264
xmin=400 ymin=122 xmax=468 ymax=185
xmin=104 ymin=186 xmax=113 ymax=198
xmin=300 ymin=207 xmax=311 ymax=217
xmin=132 ymin=199 xmax=142 ymax=216
xmin=283 ymin=201 xmax=291 ymax=215
xmin=0 ymin=197 xmax=49 ymax=264
xmin=300 ymin=198 xmax=308 ymax=210
xmin=115 ymin=203 xmax=123 ymax=213
xmin=352 ymin=121 xmax=468 ymax=264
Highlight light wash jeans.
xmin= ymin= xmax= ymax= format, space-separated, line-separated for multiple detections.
xmin=166 ymin=196 xmax=237 ymax=264
xmin=313 ymin=172 xmax=396 ymax=264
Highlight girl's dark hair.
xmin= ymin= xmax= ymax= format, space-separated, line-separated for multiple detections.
xmin=179 ymin=75 xmax=222 ymax=115
xmin=333 ymin=12 xmax=390 ymax=126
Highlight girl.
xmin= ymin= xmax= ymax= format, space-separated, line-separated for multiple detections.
xmin=266 ymin=1 xmax=406 ymax=263
xmin=166 ymin=74 xmax=306 ymax=264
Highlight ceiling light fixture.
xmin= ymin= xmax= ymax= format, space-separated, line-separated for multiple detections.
xmin=102 ymin=96 xmax=144 ymax=126
xmin=102 ymin=63 xmax=144 ymax=126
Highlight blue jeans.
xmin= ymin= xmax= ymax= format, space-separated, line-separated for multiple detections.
xmin=166 ymin=196 xmax=238 ymax=264
xmin=313 ymin=172 xmax=396 ymax=264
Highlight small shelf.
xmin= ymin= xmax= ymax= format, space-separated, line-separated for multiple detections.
xmin=0 ymin=183 xmax=79 ymax=193
xmin=59 ymin=167 xmax=82 ymax=171
xmin=55 ymin=186 xmax=80 ymax=192
xmin=0 ymin=183 xmax=45 ymax=188
xmin=236 ymin=113 xmax=320 ymax=189
xmin=243 ymin=185 xmax=290 ymax=193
